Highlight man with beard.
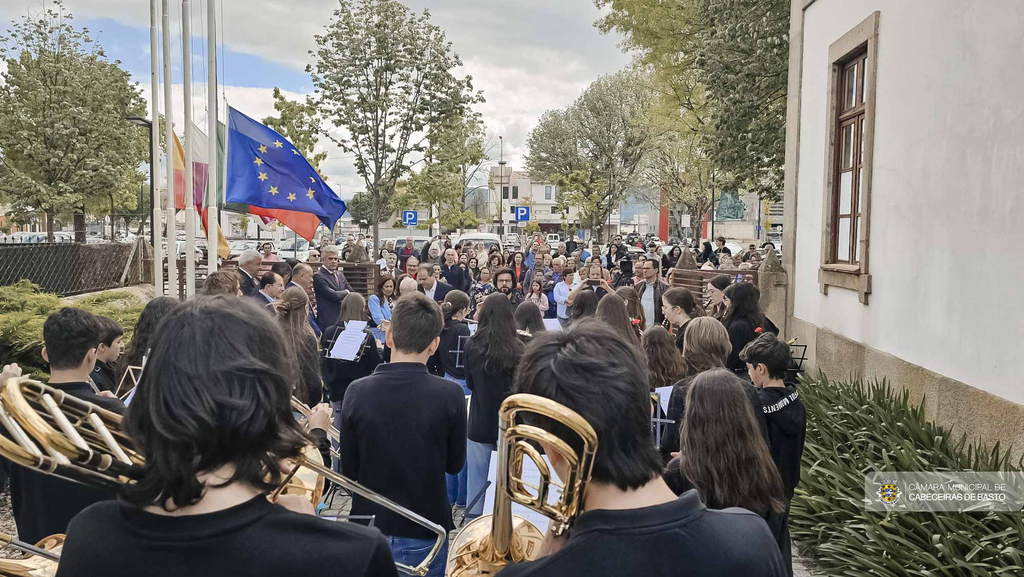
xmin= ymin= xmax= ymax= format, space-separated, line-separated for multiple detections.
xmin=493 ymin=268 xmax=524 ymax=306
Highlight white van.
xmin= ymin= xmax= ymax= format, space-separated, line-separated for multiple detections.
xmin=456 ymin=232 xmax=503 ymax=253
xmin=545 ymin=233 xmax=561 ymax=244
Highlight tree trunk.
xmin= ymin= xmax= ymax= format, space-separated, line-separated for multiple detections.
xmin=371 ymin=184 xmax=380 ymax=260
xmin=73 ymin=207 xmax=86 ymax=243
xmin=45 ymin=211 xmax=55 ymax=243
xmin=110 ymin=193 xmax=116 ymax=240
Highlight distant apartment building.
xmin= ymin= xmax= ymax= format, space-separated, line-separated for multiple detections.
xmin=487 ymin=166 xmax=581 ymax=235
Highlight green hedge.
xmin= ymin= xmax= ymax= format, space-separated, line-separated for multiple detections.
xmin=0 ymin=280 xmax=146 ymax=378
xmin=792 ymin=373 xmax=1024 ymax=576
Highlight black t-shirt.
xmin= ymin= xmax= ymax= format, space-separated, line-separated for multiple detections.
xmin=758 ymin=384 xmax=807 ymax=501
xmin=432 ymin=321 xmax=472 ymax=380
xmin=340 ymin=363 xmax=466 ymax=539
xmin=464 ymin=338 xmax=518 ymax=445
xmin=1 ymin=381 xmax=125 ymax=544
xmin=496 ymin=490 xmax=786 ymax=577
xmin=55 ymin=496 xmax=398 ymax=577
xmin=90 ymin=360 xmax=116 ymax=393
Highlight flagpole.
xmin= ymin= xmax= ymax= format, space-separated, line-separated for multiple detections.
xmin=182 ymin=0 xmax=197 ymax=297
xmin=206 ymin=0 xmax=219 ymax=272
xmin=161 ymin=0 xmax=178 ymax=298
xmin=149 ymin=0 xmax=164 ymax=295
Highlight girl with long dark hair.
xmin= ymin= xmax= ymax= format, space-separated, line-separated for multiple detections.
xmin=430 ymin=290 xmax=472 ymax=511
xmin=723 ymin=281 xmax=770 ymax=371
xmin=665 ymin=369 xmax=789 ymax=565
xmin=274 ymin=286 xmax=323 ymax=407
xmin=662 ymin=287 xmax=705 ymax=353
xmin=568 ymin=289 xmax=599 ymax=325
xmin=697 ymin=241 xmax=719 ymax=267
xmin=616 ymin=286 xmax=647 ymax=335
xmin=597 ymin=294 xmax=642 ymax=350
xmin=510 ymin=251 xmax=528 ymax=290
xmin=663 ymin=245 xmax=682 ymax=273
xmin=525 ymin=279 xmax=549 ymax=314
xmin=464 ymin=294 xmax=525 ymax=519
xmin=368 ymin=273 xmax=395 ymax=342
xmin=514 ymin=301 xmax=546 ymax=335
xmin=643 ymin=326 xmax=684 ymax=392
xmin=115 ymin=296 xmax=178 ymax=394
xmin=322 ymin=292 xmax=382 ymax=440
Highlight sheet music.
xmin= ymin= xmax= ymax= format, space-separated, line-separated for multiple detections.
xmin=655 ymin=386 xmax=673 ymax=414
xmin=468 ymin=323 xmax=477 ymax=335
xmin=346 ymin=320 xmax=368 ymax=333
xmin=329 ymin=327 xmax=367 ymax=361
xmin=483 ymin=450 xmax=556 ymax=533
xmin=123 ymin=386 xmax=138 ymax=407
xmin=542 ymin=318 xmax=562 ymax=332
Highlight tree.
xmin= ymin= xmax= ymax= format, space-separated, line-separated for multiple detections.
xmin=261 ymin=87 xmax=327 ymax=173
xmin=526 ymin=69 xmax=657 ymax=241
xmin=308 ymin=0 xmax=481 ymax=255
xmin=595 ymin=0 xmax=789 ymax=199
xmin=0 ymin=1 xmax=149 ymax=241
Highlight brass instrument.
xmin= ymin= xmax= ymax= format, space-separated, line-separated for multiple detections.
xmin=447 ymin=394 xmax=598 ymax=576
xmin=290 ymin=397 xmax=341 ymax=459
xmin=0 ymin=533 xmax=63 ymax=576
xmin=0 ymin=377 xmax=447 ymax=577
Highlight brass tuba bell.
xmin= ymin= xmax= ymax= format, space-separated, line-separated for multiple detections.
xmin=446 ymin=393 xmax=598 ymax=575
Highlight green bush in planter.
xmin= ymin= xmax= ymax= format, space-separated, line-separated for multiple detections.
xmin=0 ymin=281 xmax=146 ymax=378
xmin=792 ymin=373 xmax=1023 ymax=576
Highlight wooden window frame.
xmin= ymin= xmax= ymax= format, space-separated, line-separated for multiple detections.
xmin=819 ymin=11 xmax=879 ymax=304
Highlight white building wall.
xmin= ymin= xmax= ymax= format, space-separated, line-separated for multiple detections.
xmin=794 ymin=0 xmax=1024 ymax=404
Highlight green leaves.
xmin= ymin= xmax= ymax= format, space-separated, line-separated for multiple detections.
xmin=792 ymin=373 xmax=1024 ymax=576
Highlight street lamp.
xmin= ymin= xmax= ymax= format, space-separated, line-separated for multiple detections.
xmin=498 ymin=135 xmax=505 ymax=238
xmin=126 ymin=116 xmax=155 ymax=248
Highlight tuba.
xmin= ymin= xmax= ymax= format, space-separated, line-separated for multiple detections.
xmin=0 ymin=377 xmax=447 ymax=577
xmin=446 ymin=394 xmax=598 ymax=575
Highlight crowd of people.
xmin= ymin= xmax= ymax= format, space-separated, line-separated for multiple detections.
xmin=0 ymin=230 xmax=805 ymax=577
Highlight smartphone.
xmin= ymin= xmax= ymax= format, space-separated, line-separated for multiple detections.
xmin=588 ymin=279 xmax=599 ymax=287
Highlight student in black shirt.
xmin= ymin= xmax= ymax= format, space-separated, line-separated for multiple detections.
xmin=431 ymin=290 xmax=472 ymax=510
xmin=662 ymin=368 xmax=791 ymax=575
xmin=499 ymin=321 xmax=786 ymax=577
xmin=89 ymin=315 xmax=124 ymax=392
xmin=722 ymin=281 xmax=779 ymax=372
xmin=341 ymin=292 xmax=466 ymax=577
xmin=0 ymin=308 xmax=126 ymax=545
xmin=741 ymin=333 xmax=808 ymax=576
xmin=56 ymin=296 xmax=396 ymax=577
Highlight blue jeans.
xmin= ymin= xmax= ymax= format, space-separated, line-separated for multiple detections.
xmin=465 ymin=439 xmax=496 ymax=518
xmin=444 ymin=374 xmax=470 ymax=507
xmin=387 ymin=535 xmax=450 ymax=577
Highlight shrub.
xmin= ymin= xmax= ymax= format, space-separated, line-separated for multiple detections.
xmin=792 ymin=373 xmax=1024 ymax=576
xmin=0 ymin=281 xmax=146 ymax=377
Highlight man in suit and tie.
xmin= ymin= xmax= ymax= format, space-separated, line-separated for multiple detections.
xmin=288 ymin=263 xmax=321 ymax=337
xmin=313 ymin=245 xmax=352 ymax=330
xmin=253 ymin=272 xmax=284 ymax=307
xmin=416 ymin=263 xmax=452 ymax=303
xmin=236 ymin=250 xmax=262 ymax=297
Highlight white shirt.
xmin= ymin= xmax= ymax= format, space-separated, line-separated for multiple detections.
xmin=640 ymin=283 xmax=656 ymax=331
xmin=553 ymin=280 xmax=580 ymax=319
xmin=423 ymin=281 xmax=437 ymax=300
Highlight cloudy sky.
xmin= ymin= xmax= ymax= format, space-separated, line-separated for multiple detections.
xmin=0 ymin=0 xmax=632 ymax=199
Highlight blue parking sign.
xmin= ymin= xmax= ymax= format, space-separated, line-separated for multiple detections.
xmin=514 ymin=206 xmax=530 ymax=222
xmin=402 ymin=210 xmax=418 ymax=226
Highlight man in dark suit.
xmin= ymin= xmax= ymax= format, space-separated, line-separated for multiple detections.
xmin=313 ymin=245 xmax=352 ymax=330
xmin=439 ymin=248 xmax=469 ymax=292
xmin=416 ymin=263 xmax=452 ymax=303
xmin=288 ymin=263 xmax=321 ymax=338
xmin=236 ymin=250 xmax=262 ymax=297
xmin=253 ymin=272 xmax=284 ymax=307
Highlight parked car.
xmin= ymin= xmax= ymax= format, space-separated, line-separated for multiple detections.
xmin=545 ymin=233 xmax=561 ymax=244
xmin=228 ymin=239 xmax=261 ymax=260
xmin=278 ymin=238 xmax=311 ymax=262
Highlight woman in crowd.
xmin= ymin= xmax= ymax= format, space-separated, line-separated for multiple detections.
xmin=487 ymin=252 xmax=503 ymax=272
xmin=643 ymin=326 xmax=684 ymax=393
xmin=616 ymin=286 xmax=647 ymax=334
xmin=469 ymin=266 xmax=495 ymax=319
xmin=368 ymin=274 xmax=395 ymax=342
xmin=719 ymin=254 xmax=737 ymax=271
xmin=707 ymin=274 xmax=732 ymax=321
xmin=464 ymin=294 xmax=524 ymax=519
xmin=568 ymin=289 xmax=599 ymax=325
xmin=662 ymin=287 xmax=705 ymax=353
xmin=662 ymin=245 xmax=682 ymax=273
xmin=514 ymin=301 xmax=546 ymax=336
xmin=467 ymin=257 xmax=480 ymax=282
xmin=501 ymin=248 xmax=513 ymax=266
xmin=723 ymin=281 xmax=774 ymax=372
xmin=115 ymin=296 xmax=178 ymax=394
xmin=524 ymin=279 xmax=549 ymax=314
xmin=430 ymin=290 xmax=473 ymax=510
xmin=697 ymin=241 xmax=719 ymax=267
xmin=510 ymin=251 xmax=529 ymax=290
xmin=664 ymin=369 xmax=789 ymax=565
xmin=274 ymin=286 xmax=323 ymax=408
xmin=596 ymin=293 xmax=641 ymax=350
xmin=321 ymin=293 xmax=382 ymax=437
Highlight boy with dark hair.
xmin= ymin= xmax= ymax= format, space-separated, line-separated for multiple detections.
xmin=90 ymin=315 xmax=124 ymax=393
xmin=741 ymin=332 xmax=807 ymax=575
xmin=341 ymin=292 xmax=467 ymax=577
xmin=1 ymin=308 xmax=125 ymax=544
xmin=501 ymin=320 xmax=786 ymax=577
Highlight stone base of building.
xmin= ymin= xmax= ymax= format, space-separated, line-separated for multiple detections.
xmin=786 ymin=315 xmax=1024 ymax=458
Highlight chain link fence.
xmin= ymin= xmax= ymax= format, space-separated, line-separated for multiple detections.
xmin=0 ymin=240 xmax=146 ymax=296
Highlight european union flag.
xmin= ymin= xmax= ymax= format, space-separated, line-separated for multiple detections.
xmin=224 ymin=106 xmax=347 ymax=229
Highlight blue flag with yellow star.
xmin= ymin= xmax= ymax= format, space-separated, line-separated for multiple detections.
xmin=224 ymin=106 xmax=347 ymax=231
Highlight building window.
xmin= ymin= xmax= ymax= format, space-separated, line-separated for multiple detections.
xmin=512 ymin=186 xmax=519 ymax=200
xmin=818 ymin=11 xmax=879 ymax=305
xmin=545 ymin=185 xmax=552 ymax=200
xmin=551 ymin=207 xmax=559 ymax=215
xmin=502 ymin=186 xmax=509 ymax=200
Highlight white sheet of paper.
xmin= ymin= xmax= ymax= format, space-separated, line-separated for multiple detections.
xmin=483 ymin=450 xmax=556 ymax=534
xmin=329 ymin=328 xmax=366 ymax=361
xmin=468 ymin=323 xmax=477 ymax=335
xmin=346 ymin=320 xmax=368 ymax=333
xmin=655 ymin=386 xmax=673 ymax=414
xmin=542 ymin=318 xmax=562 ymax=332
xmin=123 ymin=386 xmax=137 ymax=407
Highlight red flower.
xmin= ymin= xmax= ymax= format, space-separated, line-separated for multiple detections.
xmin=755 ymin=327 xmax=763 ymax=333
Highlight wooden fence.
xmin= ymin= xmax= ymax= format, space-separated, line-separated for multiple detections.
xmin=669 ymin=268 xmax=759 ymax=304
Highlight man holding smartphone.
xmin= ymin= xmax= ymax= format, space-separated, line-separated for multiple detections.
xmin=566 ymin=262 xmax=612 ymax=306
